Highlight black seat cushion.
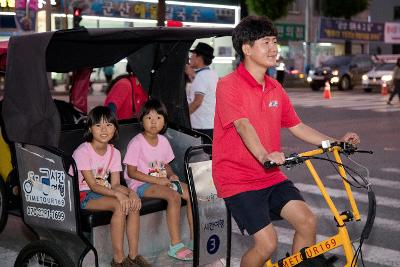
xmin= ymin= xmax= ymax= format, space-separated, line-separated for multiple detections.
xmin=80 ymin=197 xmax=187 ymax=232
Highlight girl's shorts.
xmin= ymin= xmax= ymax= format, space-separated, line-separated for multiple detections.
xmin=136 ymin=183 xmax=152 ymax=198
xmin=80 ymin=190 xmax=103 ymax=209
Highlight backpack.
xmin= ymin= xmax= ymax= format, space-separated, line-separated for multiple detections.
xmin=106 ymin=74 xmax=148 ymax=118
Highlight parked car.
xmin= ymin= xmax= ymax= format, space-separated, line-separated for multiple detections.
xmin=307 ymin=55 xmax=375 ymax=91
xmin=362 ymin=62 xmax=396 ymax=92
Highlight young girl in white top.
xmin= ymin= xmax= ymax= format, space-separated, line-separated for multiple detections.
xmin=72 ymin=106 xmax=151 ymax=267
xmin=123 ymin=99 xmax=194 ymax=261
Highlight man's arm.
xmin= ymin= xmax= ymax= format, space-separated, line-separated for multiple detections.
xmin=234 ymin=118 xmax=285 ymax=165
xmin=189 ymin=93 xmax=204 ymax=114
xmin=289 ymin=122 xmax=360 ymax=145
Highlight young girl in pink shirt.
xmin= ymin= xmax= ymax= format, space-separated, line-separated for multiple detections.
xmin=123 ymin=99 xmax=194 ymax=261
xmin=72 ymin=106 xmax=152 ymax=267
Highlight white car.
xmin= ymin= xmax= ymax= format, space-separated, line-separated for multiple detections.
xmin=362 ymin=62 xmax=396 ymax=92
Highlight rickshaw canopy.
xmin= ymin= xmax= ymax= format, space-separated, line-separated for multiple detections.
xmin=1 ymin=27 xmax=232 ymax=147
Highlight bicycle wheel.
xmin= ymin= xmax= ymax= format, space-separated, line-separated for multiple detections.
xmin=14 ymin=240 xmax=75 ymax=267
xmin=0 ymin=176 xmax=8 ymax=234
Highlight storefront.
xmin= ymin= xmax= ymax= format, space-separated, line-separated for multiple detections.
xmin=53 ymin=0 xmax=239 ymax=80
xmin=1 ymin=0 xmax=239 ymax=87
xmin=275 ymin=23 xmax=305 ymax=74
xmin=316 ymin=17 xmax=385 ymax=65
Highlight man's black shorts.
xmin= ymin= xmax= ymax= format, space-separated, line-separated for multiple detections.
xmin=224 ymin=180 xmax=304 ymax=236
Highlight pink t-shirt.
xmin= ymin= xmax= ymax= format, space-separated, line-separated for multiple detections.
xmin=72 ymin=142 xmax=122 ymax=191
xmin=123 ymin=133 xmax=175 ymax=191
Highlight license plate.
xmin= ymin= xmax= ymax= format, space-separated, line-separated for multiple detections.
xmin=313 ymin=76 xmax=325 ymax=80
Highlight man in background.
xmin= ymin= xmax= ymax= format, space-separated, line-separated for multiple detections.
xmin=186 ymin=42 xmax=218 ymax=145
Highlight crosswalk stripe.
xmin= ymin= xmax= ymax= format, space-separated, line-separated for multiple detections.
xmin=287 ymin=92 xmax=400 ymax=113
xmin=326 ymin=174 xmax=400 ymax=190
xmin=309 ymin=206 xmax=400 ymax=232
xmin=295 ymin=183 xmax=400 ymax=209
xmin=0 ymin=247 xmax=17 ymax=266
xmin=274 ymin=226 xmax=399 ymax=266
xmin=382 ymin=168 xmax=400 ymax=174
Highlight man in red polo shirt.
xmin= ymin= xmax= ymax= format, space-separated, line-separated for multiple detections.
xmin=212 ymin=16 xmax=360 ymax=267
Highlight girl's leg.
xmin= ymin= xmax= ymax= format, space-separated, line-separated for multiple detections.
xmin=85 ymin=197 xmax=126 ymax=263
xmin=180 ymin=183 xmax=194 ymax=240
xmin=143 ymin=184 xmax=183 ymax=245
xmin=126 ymin=209 xmax=140 ymax=259
xmin=280 ymin=200 xmax=317 ymax=254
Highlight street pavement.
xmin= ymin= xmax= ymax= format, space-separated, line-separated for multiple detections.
xmin=0 ymin=87 xmax=399 ymax=266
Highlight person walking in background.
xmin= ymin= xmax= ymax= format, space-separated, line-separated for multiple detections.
xmin=104 ymin=64 xmax=148 ymax=120
xmin=186 ymin=42 xmax=218 ymax=144
xmin=387 ymin=58 xmax=400 ymax=105
xmin=102 ymin=65 xmax=115 ymax=85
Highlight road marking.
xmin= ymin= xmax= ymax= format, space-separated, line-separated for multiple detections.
xmin=382 ymin=168 xmax=400 ymax=174
xmin=309 ymin=206 xmax=400 ymax=232
xmin=326 ymin=174 xmax=400 ymax=190
xmin=274 ymin=226 xmax=399 ymax=266
xmin=288 ymin=92 xmax=400 ymax=113
xmin=296 ymin=183 xmax=400 ymax=209
xmin=0 ymin=247 xmax=17 ymax=267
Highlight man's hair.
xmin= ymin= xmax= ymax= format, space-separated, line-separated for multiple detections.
xmin=232 ymin=16 xmax=278 ymax=61
xmin=195 ymin=53 xmax=213 ymax=66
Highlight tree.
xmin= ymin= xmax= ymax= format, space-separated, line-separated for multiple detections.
xmin=245 ymin=0 xmax=296 ymax=21
xmin=320 ymin=0 xmax=369 ymax=55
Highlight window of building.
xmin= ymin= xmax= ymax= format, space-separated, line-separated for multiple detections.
xmin=394 ymin=6 xmax=400 ymax=20
xmin=393 ymin=45 xmax=400 ymax=54
xmin=288 ymin=0 xmax=301 ymax=14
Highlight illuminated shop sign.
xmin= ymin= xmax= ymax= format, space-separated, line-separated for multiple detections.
xmin=275 ymin=23 xmax=304 ymax=41
xmin=319 ymin=17 xmax=384 ymax=42
xmin=0 ymin=0 xmax=15 ymax=11
xmin=70 ymin=0 xmax=236 ymax=24
xmin=1 ymin=0 xmax=56 ymax=11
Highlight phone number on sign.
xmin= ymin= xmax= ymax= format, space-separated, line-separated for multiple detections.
xmin=27 ymin=206 xmax=65 ymax=221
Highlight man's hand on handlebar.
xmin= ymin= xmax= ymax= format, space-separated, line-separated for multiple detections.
xmin=341 ymin=132 xmax=360 ymax=145
xmin=264 ymin=151 xmax=285 ymax=167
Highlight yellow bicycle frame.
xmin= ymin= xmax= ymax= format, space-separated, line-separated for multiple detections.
xmin=266 ymin=145 xmax=361 ymax=267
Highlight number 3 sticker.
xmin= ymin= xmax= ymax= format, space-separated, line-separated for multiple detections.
xmin=207 ymin=234 xmax=220 ymax=255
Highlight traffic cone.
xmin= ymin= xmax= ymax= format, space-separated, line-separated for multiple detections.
xmin=381 ymin=82 xmax=388 ymax=96
xmin=323 ymin=81 xmax=332 ymax=99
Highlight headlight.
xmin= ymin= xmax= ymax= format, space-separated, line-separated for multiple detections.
xmin=307 ymin=76 xmax=312 ymax=83
xmin=330 ymin=77 xmax=339 ymax=83
xmin=332 ymin=70 xmax=339 ymax=76
xmin=382 ymin=75 xmax=393 ymax=82
xmin=362 ymin=74 xmax=368 ymax=81
xmin=276 ymin=62 xmax=285 ymax=71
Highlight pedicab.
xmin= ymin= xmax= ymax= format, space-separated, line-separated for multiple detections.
xmin=0 ymin=27 xmax=233 ymax=267
xmin=0 ymin=27 xmax=376 ymax=267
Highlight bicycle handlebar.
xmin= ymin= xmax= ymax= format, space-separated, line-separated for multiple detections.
xmin=263 ymin=142 xmax=373 ymax=169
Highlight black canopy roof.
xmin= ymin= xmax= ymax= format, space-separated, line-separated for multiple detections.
xmin=2 ymin=27 xmax=232 ymax=147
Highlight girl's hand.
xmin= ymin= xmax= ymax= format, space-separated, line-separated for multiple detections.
xmin=115 ymin=191 xmax=130 ymax=215
xmin=128 ymin=191 xmax=141 ymax=211
xmin=169 ymin=174 xmax=179 ymax=181
xmin=158 ymin=177 xmax=171 ymax=187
